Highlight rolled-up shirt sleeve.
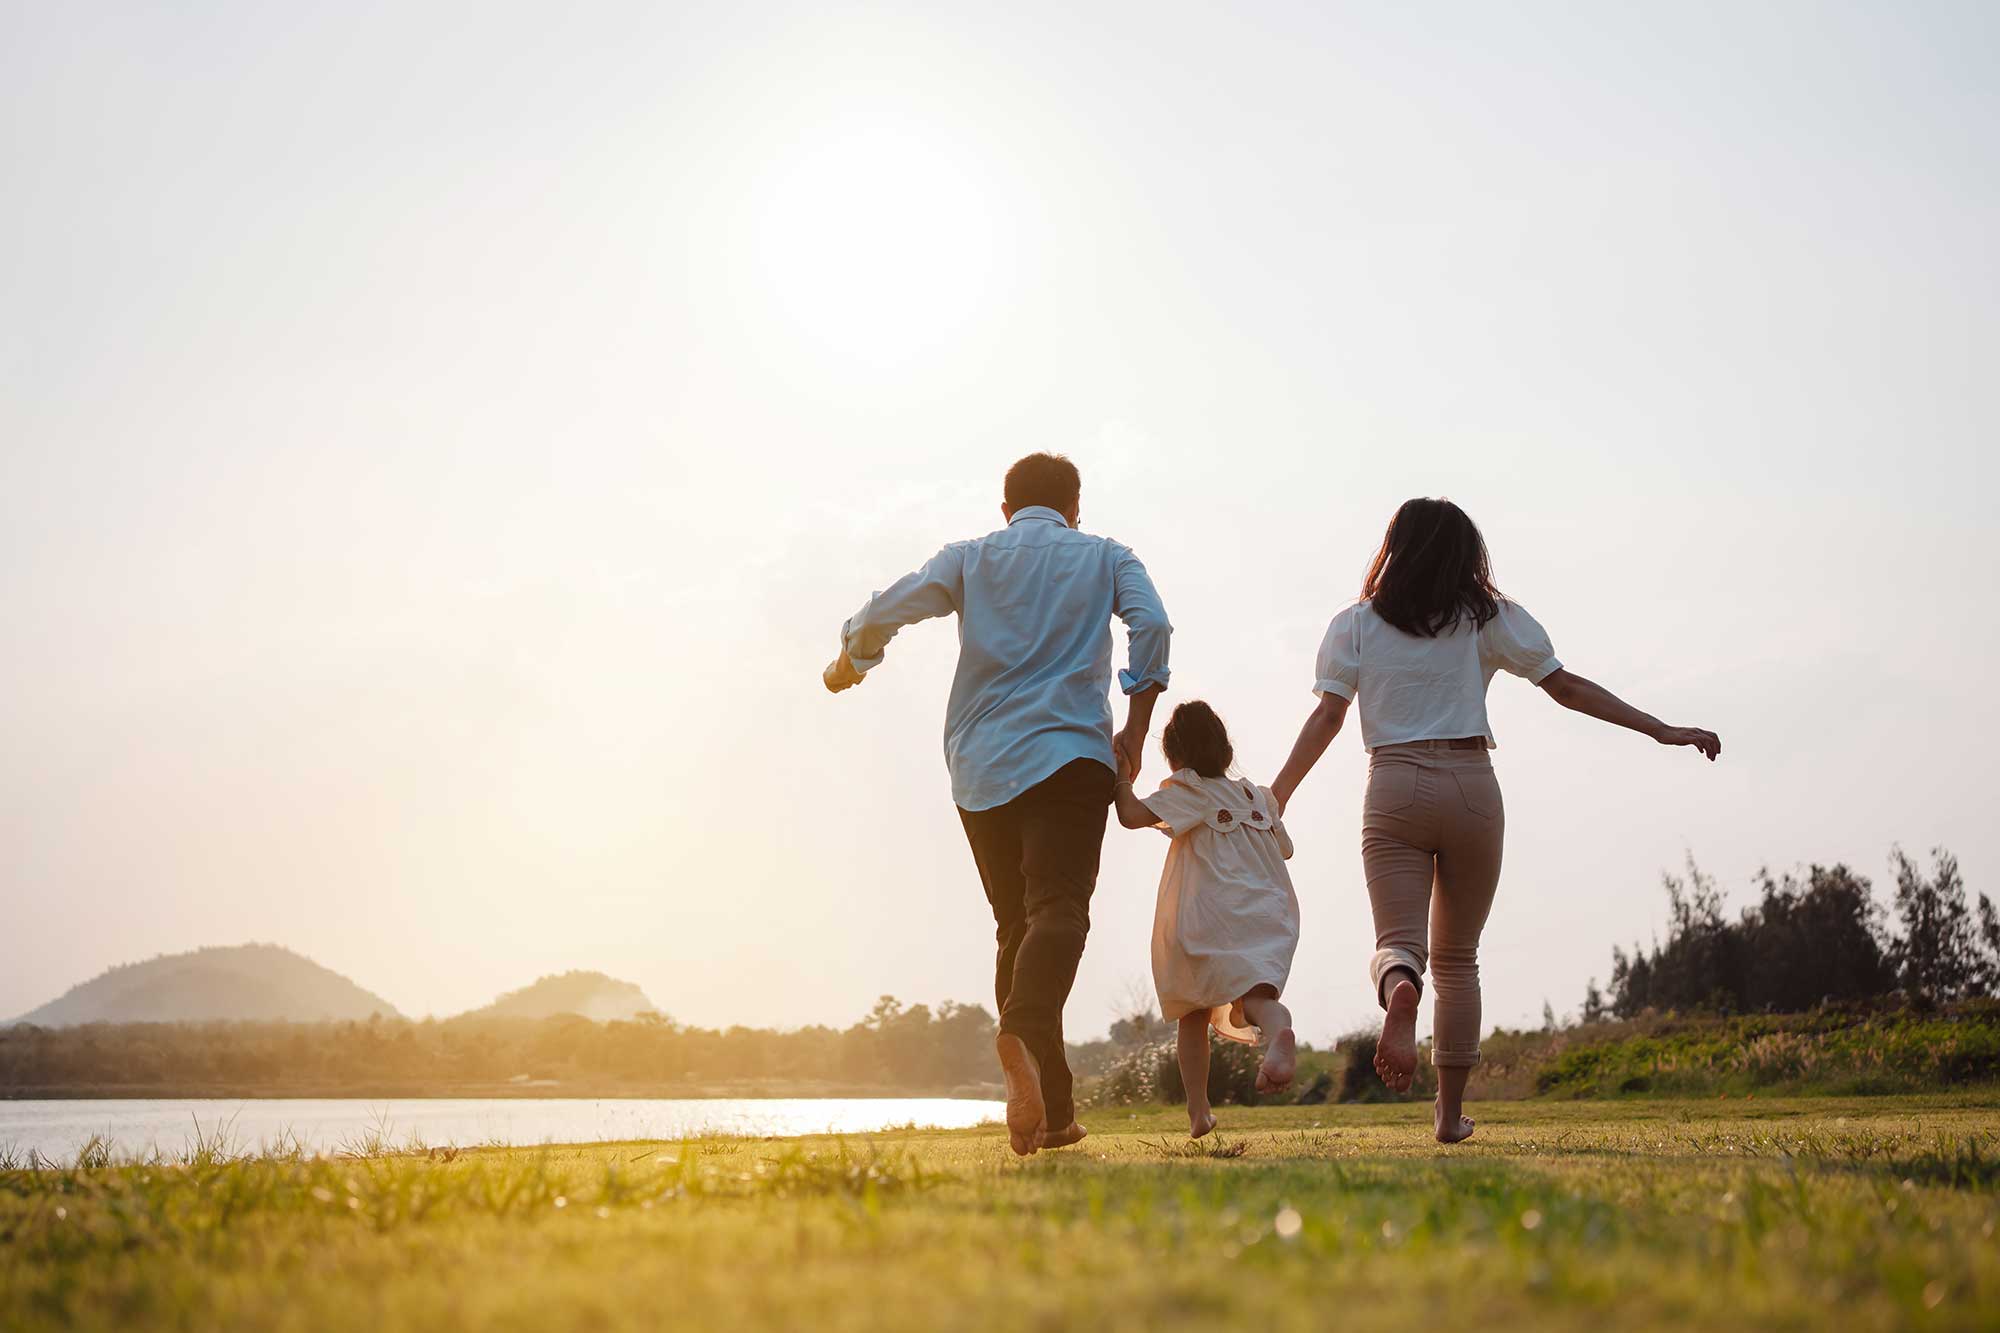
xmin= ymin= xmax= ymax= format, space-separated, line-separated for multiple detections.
xmin=1112 ymin=544 xmax=1172 ymax=695
xmin=1481 ymin=600 xmax=1562 ymax=683
xmin=841 ymin=544 xmax=966 ymax=674
xmin=1313 ymin=606 xmax=1360 ymax=700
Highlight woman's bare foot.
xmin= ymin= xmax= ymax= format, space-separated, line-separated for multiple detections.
xmin=1374 ymin=978 xmax=1419 ymax=1093
xmin=1255 ymin=1028 xmax=1297 ymax=1094
xmin=1434 ymin=1102 xmax=1475 ymax=1144
xmin=1190 ymin=1110 xmax=1218 ymax=1140
xmin=1040 ymin=1121 xmax=1087 ymax=1149
xmin=994 ymin=1033 xmax=1046 ymax=1157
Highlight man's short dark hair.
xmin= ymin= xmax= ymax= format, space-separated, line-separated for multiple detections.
xmin=1004 ymin=453 xmax=1081 ymax=514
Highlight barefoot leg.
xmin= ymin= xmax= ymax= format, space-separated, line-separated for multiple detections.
xmin=1242 ymin=990 xmax=1296 ymax=1094
xmin=1040 ymin=1121 xmax=1088 ymax=1149
xmin=1375 ymin=973 xmax=1420 ymax=1093
xmin=1435 ymin=1064 xmax=1475 ymax=1143
xmin=1177 ymin=1013 xmax=1214 ymax=1138
xmin=994 ymin=1033 xmax=1046 ymax=1156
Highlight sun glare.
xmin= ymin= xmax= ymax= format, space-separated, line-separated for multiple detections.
xmin=755 ymin=123 xmax=1003 ymax=367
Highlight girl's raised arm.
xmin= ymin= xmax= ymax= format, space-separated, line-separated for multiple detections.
xmin=1111 ymin=779 xmax=1160 ymax=830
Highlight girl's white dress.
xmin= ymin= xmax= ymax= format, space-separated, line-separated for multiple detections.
xmin=1143 ymin=769 xmax=1300 ymax=1043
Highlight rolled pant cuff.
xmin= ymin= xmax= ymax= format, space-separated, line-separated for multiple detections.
xmin=1431 ymin=1047 xmax=1481 ymax=1069
xmin=1369 ymin=950 xmax=1426 ymax=1008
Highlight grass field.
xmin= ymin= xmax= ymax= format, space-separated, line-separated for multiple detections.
xmin=5 ymin=1095 xmax=1998 ymax=1332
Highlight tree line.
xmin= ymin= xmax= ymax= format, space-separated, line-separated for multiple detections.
xmin=7 ymin=845 xmax=1988 ymax=1096
xmin=0 ymin=995 xmax=1023 ymax=1094
xmin=1586 ymin=846 xmax=1996 ymax=1020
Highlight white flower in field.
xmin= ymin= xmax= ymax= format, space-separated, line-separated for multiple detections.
xmin=54 ymin=1207 xmax=67 ymax=1221
xmin=1520 ymin=1209 xmax=1543 ymax=1231
xmin=310 ymin=1188 xmax=334 ymax=1204
xmin=1274 ymin=1208 xmax=1302 ymax=1240
xmin=554 ymin=1196 xmax=567 ymax=1209
xmin=595 ymin=1207 xmax=610 ymax=1220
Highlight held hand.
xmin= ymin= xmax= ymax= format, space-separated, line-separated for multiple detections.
xmin=1270 ymin=780 xmax=1292 ymax=816
xmin=1657 ymin=726 xmax=1721 ymax=761
xmin=823 ymin=652 xmax=865 ymax=694
xmin=1114 ymin=744 xmax=1138 ymax=785
xmin=1112 ymin=726 xmax=1145 ymax=785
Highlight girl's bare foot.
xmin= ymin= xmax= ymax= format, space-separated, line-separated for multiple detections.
xmin=1374 ymin=978 xmax=1419 ymax=1093
xmin=1255 ymin=1028 xmax=1297 ymax=1094
xmin=1190 ymin=1110 xmax=1218 ymax=1140
xmin=1434 ymin=1102 xmax=1475 ymax=1144
xmin=1040 ymin=1121 xmax=1087 ymax=1149
xmin=994 ymin=1033 xmax=1046 ymax=1157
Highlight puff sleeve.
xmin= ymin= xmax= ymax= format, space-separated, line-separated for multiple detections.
xmin=1314 ymin=605 xmax=1361 ymax=700
xmin=1480 ymin=601 xmax=1562 ymax=684
xmin=1142 ymin=773 xmax=1214 ymax=836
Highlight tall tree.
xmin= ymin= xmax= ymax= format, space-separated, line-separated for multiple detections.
xmin=1889 ymin=848 xmax=1987 ymax=1002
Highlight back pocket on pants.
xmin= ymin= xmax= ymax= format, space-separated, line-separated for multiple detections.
xmin=1452 ymin=768 xmax=1502 ymax=820
xmin=1367 ymin=763 xmax=1421 ymax=814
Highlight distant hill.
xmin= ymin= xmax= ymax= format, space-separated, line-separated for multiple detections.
xmin=465 ymin=971 xmax=659 ymax=1022
xmin=10 ymin=944 xmax=401 ymax=1027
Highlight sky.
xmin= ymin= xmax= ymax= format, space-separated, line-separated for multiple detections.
xmin=3 ymin=1 xmax=1996 ymax=1043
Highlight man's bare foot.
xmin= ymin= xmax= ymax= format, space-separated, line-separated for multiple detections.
xmin=994 ymin=1033 xmax=1046 ymax=1156
xmin=1255 ymin=1028 xmax=1297 ymax=1094
xmin=1374 ymin=978 xmax=1419 ymax=1093
xmin=1435 ymin=1102 xmax=1475 ymax=1144
xmin=1190 ymin=1110 xmax=1217 ymax=1140
xmin=1040 ymin=1121 xmax=1087 ymax=1149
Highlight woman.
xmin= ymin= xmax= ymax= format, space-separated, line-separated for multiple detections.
xmin=1270 ymin=498 xmax=1719 ymax=1143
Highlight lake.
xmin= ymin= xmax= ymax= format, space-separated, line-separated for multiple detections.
xmin=0 ymin=1097 xmax=1007 ymax=1163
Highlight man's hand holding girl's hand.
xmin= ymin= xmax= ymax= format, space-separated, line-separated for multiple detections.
xmin=823 ymin=651 xmax=865 ymax=694
xmin=1114 ymin=745 xmax=1138 ymax=785
xmin=1112 ymin=725 xmax=1144 ymax=785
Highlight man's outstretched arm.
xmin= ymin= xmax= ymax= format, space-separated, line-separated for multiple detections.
xmin=1110 ymin=545 xmax=1172 ymax=776
xmin=824 ymin=545 xmax=965 ymax=693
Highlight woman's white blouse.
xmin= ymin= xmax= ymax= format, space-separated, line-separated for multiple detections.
xmin=1313 ymin=600 xmax=1561 ymax=750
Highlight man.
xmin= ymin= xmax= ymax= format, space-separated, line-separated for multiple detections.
xmin=824 ymin=454 xmax=1171 ymax=1155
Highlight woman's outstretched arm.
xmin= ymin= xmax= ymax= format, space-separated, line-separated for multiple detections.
xmin=1271 ymin=694 xmax=1350 ymax=812
xmin=1537 ymin=668 xmax=1721 ymax=760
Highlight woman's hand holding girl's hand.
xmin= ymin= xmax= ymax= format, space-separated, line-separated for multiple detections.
xmin=1656 ymin=726 xmax=1722 ymax=761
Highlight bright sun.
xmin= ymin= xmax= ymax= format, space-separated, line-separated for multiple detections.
xmin=755 ymin=122 xmax=1003 ymax=368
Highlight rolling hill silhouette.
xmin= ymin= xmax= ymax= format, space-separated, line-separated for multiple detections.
xmin=463 ymin=971 xmax=659 ymax=1022
xmin=9 ymin=944 xmax=401 ymax=1026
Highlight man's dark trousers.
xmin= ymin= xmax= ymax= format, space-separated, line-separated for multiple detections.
xmin=956 ymin=757 xmax=1114 ymax=1130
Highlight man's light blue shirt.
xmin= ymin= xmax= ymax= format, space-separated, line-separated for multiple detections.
xmin=841 ymin=506 xmax=1172 ymax=811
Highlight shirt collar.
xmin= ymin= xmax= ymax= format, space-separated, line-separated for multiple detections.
xmin=1007 ymin=505 xmax=1069 ymax=528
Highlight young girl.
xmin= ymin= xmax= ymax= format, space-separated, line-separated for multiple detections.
xmin=1114 ymin=700 xmax=1301 ymax=1139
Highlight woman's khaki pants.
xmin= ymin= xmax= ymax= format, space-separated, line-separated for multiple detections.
xmin=1361 ymin=740 xmax=1504 ymax=1068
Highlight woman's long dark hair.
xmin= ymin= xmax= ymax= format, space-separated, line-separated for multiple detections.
xmin=1361 ymin=498 xmax=1502 ymax=637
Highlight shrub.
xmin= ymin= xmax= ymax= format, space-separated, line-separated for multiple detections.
xmin=1332 ymin=1027 xmax=1436 ymax=1103
xmin=1090 ymin=1030 xmax=1323 ymax=1107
